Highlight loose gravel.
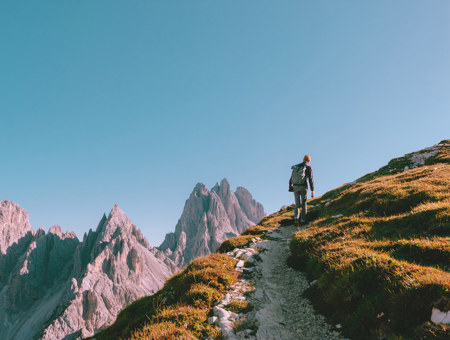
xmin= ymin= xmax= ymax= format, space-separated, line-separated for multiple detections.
xmin=213 ymin=224 xmax=346 ymax=340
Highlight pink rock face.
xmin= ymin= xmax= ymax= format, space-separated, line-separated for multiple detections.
xmin=0 ymin=200 xmax=33 ymax=255
xmin=235 ymin=186 xmax=265 ymax=225
xmin=0 ymin=203 xmax=178 ymax=340
xmin=159 ymin=179 xmax=265 ymax=267
xmin=0 ymin=181 xmax=264 ymax=339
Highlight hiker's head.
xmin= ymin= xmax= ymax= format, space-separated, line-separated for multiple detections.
xmin=303 ymin=155 xmax=311 ymax=163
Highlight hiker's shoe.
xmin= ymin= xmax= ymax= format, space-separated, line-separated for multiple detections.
xmin=300 ymin=220 xmax=307 ymax=225
xmin=294 ymin=220 xmax=299 ymax=227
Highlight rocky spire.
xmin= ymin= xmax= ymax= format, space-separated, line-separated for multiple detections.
xmin=0 ymin=200 xmax=34 ymax=255
xmin=235 ymin=186 xmax=265 ymax=224
xmin=159 ymin=179 xmax=265 ymax=267
xmin=0 ymin=203 xmax=178 ymax=340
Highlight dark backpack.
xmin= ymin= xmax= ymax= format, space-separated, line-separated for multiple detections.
xmin=290 ymin=163 xmax=307 ymax=185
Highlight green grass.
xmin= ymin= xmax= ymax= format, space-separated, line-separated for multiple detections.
xmin=289 ymin=141 xmax=450 ymax=339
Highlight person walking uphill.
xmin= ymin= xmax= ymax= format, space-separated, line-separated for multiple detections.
xmin=289 ymin=155 xmax=314 ymax=226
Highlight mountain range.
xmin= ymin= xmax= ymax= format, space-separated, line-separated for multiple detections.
xmin=0 ymin=179 xmax=264 ymax=339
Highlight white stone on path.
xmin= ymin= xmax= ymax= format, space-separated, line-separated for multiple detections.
xmin=213 ymin=306 xmax=230 ymax=319
xmin=431 ymin=307 xmax=450 ymax=324
xmin=208 ymin=316 xmax=218 ymax=324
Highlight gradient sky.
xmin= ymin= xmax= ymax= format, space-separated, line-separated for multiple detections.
xmin=1 ymin=1 xmax=449 ymax=245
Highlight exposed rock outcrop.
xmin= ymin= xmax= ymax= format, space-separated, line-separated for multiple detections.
xmin=235 ymin=187 xmax=265 ymax=227
xmin=159 ymin=179 xmax=265 ymax=267
xmin=0 ymin=200 xmax=33 ymax=255
xmin=41 ymin=205 xmax=177 ymax=339
xmin=0 ymin=224 xmax=80 ymax=340
xmin=0 ymin=203 xmax=177 ymax=340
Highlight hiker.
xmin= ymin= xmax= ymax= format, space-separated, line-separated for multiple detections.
xmin=289 ymin=155 xmax=314 ymax=226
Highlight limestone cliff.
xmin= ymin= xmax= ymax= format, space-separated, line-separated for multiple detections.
xmin=0 ymin=203 xmax=177 ymax=340
xmin=0 ymin=200 xmax=33 ymax=255
xmin=159 ymin=179 xmax=265 ymax=267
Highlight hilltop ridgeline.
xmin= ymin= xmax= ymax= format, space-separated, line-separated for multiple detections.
xmin=97 ymin=140 xmax=450 ymax=340
xmin=289 ymin=139 xmax=450 ymax=339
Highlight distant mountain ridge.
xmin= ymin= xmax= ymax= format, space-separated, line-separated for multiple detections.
xmin=0 ymin=179 xmax=264 ymax=339
xmin=159 ymin=178 xmax=265 ymax=267
xmin=0 ymin=203 xmax=177 ymax=340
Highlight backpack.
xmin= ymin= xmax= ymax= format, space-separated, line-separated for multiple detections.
xmin=290 ymin=163 xmax=307 ymax=185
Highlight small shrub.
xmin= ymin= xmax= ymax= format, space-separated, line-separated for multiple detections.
xmin=242 ymin=225 xmax=276 ymax=236
xmin=185 ymin=284 xmax=221 ymax=307
xmin=225 ymin=300 xmax=252 ymax=314
xmin=217 ymin=235 xmax=254 ymax=253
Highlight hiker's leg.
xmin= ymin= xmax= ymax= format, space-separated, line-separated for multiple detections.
xmin=294 ymin=189 xmax=301 ymax=220
xmin=300 ymin=186 xmax=308 ymax=222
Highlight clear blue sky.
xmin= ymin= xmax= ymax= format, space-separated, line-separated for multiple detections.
xmin=1 ymin=1 xmax=449 ymax=245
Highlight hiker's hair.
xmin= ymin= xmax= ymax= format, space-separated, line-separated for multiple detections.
xmin=303 ymin=155 xmax=311 ymax=162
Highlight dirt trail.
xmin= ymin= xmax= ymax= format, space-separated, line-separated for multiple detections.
xmin=234 ymin=224 xmax=345 ymax=340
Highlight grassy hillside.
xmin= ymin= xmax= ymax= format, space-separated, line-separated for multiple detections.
xmin=93 ymin=140 xmax=449 ymax=339
xmin=92 ymin=253 xmax=237 ymax=339
xmin=92 ymin=219 xmax=279 ymax=340
xmin=290 ymin=140 xmax=450 ymax=339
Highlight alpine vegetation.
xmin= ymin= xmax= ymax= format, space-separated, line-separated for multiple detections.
xmin=290 ymin=140 xmax=450 ymax=339
xmin=97 ymin=140 xmax=449 ymax=340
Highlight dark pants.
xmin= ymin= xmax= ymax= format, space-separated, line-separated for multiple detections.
xmin=293 ymin=185 xmax=307 ymax=222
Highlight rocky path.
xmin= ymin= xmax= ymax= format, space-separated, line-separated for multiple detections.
xmin=212 ymin=224 xmax=346 ymax=340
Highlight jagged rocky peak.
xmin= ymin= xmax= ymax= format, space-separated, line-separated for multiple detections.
xmin=212 ymin=178 xmax=231 ymax=195
xmin=235 ymin=186 xmax=265 ymax=224
xmin=96 ymin=204 xmax=133 ymax=243
xmin=159 ymin=179 xmax=265 ymax=267
xmin=0 ymin=215 xmax=81 ymax=340
xmin=0 ymin=200 xmax=34 ymax=254
xmin=48 ymin=224 xmax=78 ymax=240
xmin=39 ymin=205 xmax=178 ymax=339
xmin=193 ymin=182 xmax=210 ymax=195
xmin=0 ymin=203 xmax=178 ymax=340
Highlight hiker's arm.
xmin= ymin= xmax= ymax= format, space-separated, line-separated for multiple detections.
xmin=308 ymin=167 xmax=315 ymax=197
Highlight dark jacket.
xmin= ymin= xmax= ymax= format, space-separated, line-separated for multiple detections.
xmin=290 ymin=162 xmax=314 ymax=191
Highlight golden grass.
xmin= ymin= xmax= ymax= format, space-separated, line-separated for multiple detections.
xmin=217 ymin=235 xmax=254 ymax=253
xmin=94 ymin=253 xmax=238 ymax=340
xmin=94 ymin=140 xmax=450 ymax=340
xmin=94 ymin=219 xmax=279 ymax=340
xmin=225 ymin=299 xmax=252 ymax=314
xmin=289 ymin=144 xmax=450 ymax=339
